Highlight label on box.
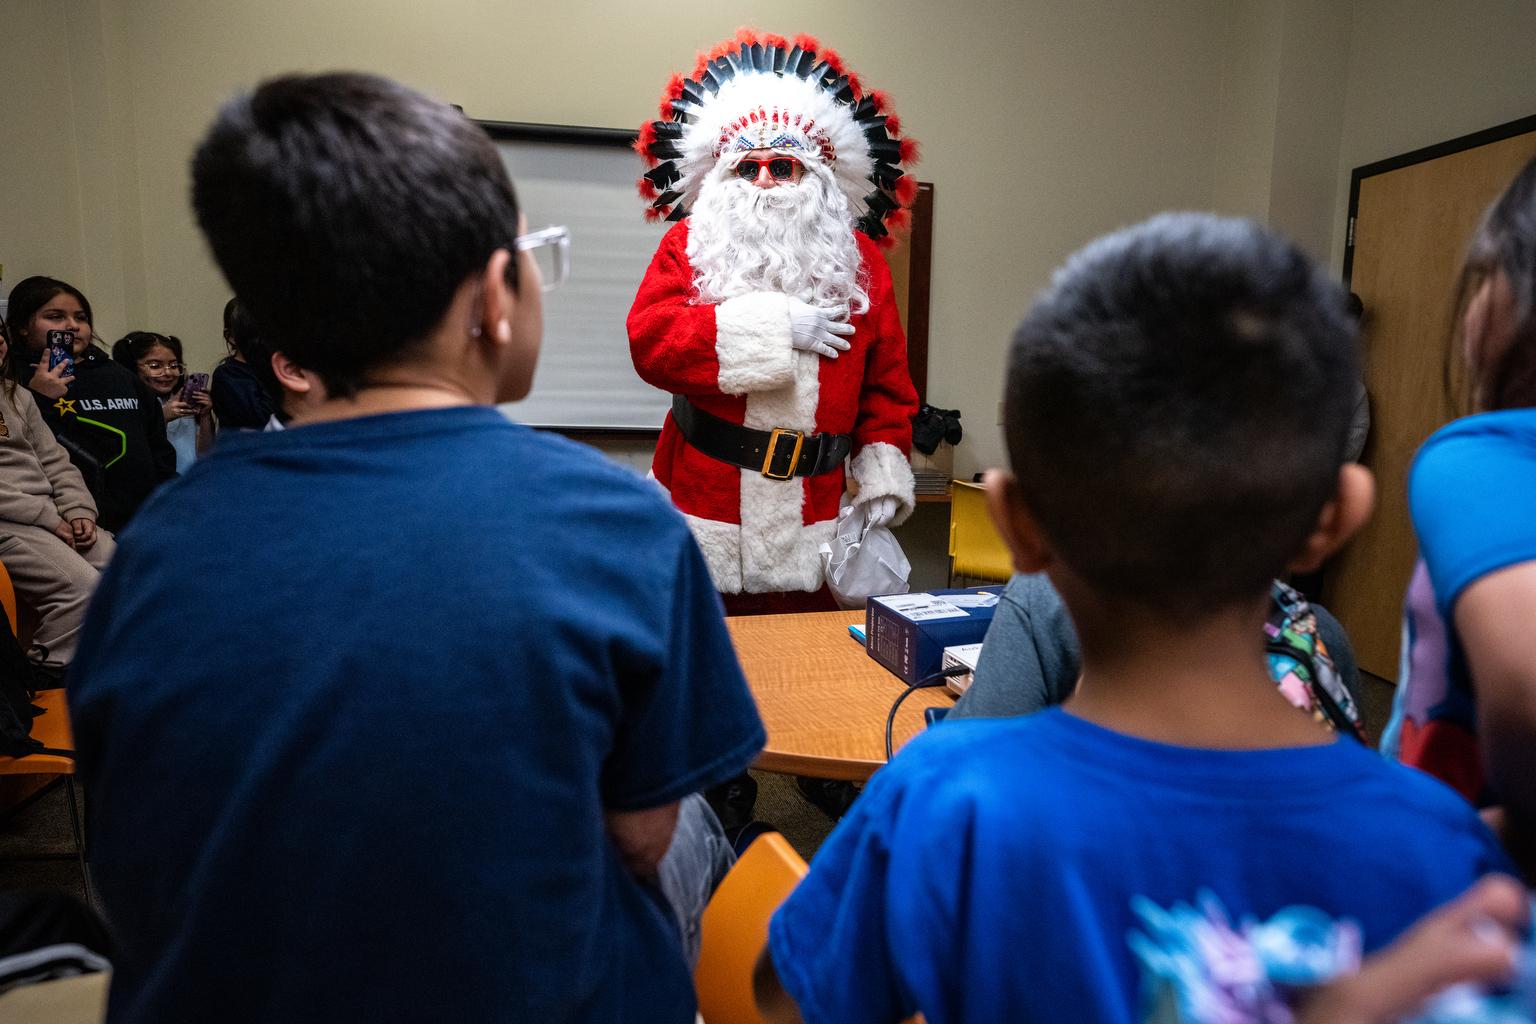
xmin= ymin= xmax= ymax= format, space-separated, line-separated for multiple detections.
xmin=876 ymin=593 xmax=969 ymax=622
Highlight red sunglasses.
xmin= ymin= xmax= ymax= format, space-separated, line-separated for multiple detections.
xmin=734 ymin=156 xmax=801 ymax=182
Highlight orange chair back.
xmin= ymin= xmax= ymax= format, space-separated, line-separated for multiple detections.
xmin=0 ymin=560 xmax=15 ymax=635
xmin=695 ymin=832 xmax=809 ymax=1024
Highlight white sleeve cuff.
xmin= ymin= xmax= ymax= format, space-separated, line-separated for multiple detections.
xmin=715 ymin=292 xmax=795 ymax=395
xmin=851 ymin=442 xmax=917 ymax=527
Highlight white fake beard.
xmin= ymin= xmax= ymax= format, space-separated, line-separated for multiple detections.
xmin=687 ymin=162 xmax=869 ymax=315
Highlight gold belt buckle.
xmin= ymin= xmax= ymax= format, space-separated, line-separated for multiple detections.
xmin=761 ymin=428 xmax=805 ymax=480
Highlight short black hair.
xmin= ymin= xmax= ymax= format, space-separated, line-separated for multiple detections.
xmin=191 ymin=72 xmax=520 ymax=398
xmin=221 ymin=297 xmax=262 ymax=360
xmin=1004 ymin=213 xmax=1358 ymax=609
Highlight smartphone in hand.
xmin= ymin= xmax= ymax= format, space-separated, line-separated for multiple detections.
xmin=181 ymin=371 xmax=210 ymax=407
xmin=45 ymin=329 xmax=76 ymax=377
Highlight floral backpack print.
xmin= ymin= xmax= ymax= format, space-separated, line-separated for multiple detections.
xmin=1264 ymin=581 xmax=1366 ymax=743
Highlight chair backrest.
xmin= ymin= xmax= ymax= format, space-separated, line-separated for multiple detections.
xmin=695 ymin=832 xmax=809 ymax=1024
xmin=0 ymin=560 xmax=16 ymax=635
xmin=948 ymin=480 xmax=1013 ymax=584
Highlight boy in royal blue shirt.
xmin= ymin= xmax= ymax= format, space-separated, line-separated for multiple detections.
xmin=68 ymin=73 xmax=763 ymax=1023
xmin=755 ymin=214 xmax=1516 ymax=1023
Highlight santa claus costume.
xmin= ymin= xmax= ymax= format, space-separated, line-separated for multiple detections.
xmin=629 ymin=30 xmax=921 ymax=607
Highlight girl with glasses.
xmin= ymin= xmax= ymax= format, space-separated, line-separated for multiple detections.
xmin=113 ymin=331 xmax=215 ymax=472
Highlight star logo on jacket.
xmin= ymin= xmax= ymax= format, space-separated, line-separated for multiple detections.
xmin=53 ymin=397 xmax=77 ymax=417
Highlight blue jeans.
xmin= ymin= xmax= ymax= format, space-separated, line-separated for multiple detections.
xmin=655 ymin=793 xmax=735 ymax=968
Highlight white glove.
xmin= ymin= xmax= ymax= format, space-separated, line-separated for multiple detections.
xmin=860 ymin=495 xmax=899 ymax=529
xmin=789 ymin=299 xmax=854 ymax=359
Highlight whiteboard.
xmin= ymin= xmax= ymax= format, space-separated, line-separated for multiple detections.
xmin=482 ymin=122 xmax=672 ymax=431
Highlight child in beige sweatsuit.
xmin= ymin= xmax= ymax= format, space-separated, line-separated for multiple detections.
xmin=0 ymin=332 xmax=115 ymax=669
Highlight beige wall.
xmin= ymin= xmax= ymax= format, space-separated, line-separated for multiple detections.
xmin=5 ymin=1 xmax=1535 ymax=481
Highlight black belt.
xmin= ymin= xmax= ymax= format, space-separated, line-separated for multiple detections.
xmin=671 ymin=395 xmax=851 ymax=480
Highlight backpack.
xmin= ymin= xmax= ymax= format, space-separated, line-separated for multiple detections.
xmin=1265 ymin=580 xmax=1366 ymax=743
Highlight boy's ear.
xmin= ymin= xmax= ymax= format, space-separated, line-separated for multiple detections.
xmin=983 ymin=468 xmax=1054 ymax=575
xmin=1287 ymin=463 xmax=1375 ymax=574
xmin=270 ymin=351 xmax=313 ymax=395
xmin=476 ymin=248 xmax=516 ymax=347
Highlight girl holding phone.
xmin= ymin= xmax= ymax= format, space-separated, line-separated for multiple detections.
xmin=0 ymin=319 xmax=115 ymax=671
xmin=113 ymin=331 xmax=215 ymax=472
xmin=4 ymin=276 xmax=178 ymax=532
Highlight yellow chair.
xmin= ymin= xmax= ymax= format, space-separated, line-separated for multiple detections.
xmin=947 ymin=480 xmax=1013 ymax=585
xmin=0 ymin=560 xmax=92 ymax=907
xmin=695 ymin=832 xmax=808 ymax=1024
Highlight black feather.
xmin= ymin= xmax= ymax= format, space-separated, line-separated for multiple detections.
xmin=644 ymin=163 xmax=681 ymax=188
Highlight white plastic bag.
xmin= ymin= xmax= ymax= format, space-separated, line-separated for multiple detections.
xmin=819 ymin=502 xmax=912 ymax=610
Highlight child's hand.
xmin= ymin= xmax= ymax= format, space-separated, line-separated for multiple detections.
xmin=191 ymin=390 xmax=213 ymax=417
xmin=52 ymin=520 xmax=77 ymax=549
xmin=29 ymin=361 xmax=74 ymax=399
xmin=71 ymin=518 xmax=96 ymax=551
xmin=1296 ymin=874 xmax=1526 ymax=1024
xmin=163 ymin=398 xmax=194 ymax=422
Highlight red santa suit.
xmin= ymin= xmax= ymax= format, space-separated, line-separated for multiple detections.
xmin=629 ymin=220 xmax=917 ymax=594
xmin=630 ymin=30 xmax=924 ymax=596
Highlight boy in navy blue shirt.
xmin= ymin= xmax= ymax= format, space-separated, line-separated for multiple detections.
xmin=68 ymin=73 xmax=763 ymax=1023
xmin=756 ymin=214 xmax=1515 ymax=1023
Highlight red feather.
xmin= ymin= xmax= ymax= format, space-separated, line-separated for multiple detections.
xmin=846 ymin=73 xmax=863 ymax=100
xmin=635 ymin=121 xmax=658 ymax=159
xmin=822 ymin=47 xmax=846 ymax=77
xmin=883 ymin=113 xmax=901 ymax=137
xmin=886 ymin=208 xmax=912 ymax=233
xmin=637 ymin=177 xmax=659 ymax=202
xmin=894 ymin=175 xmax=919 ymax=207
xmin=875 ymin=234 xmax=897 ymax=251
xmin=792 ymin=33 xmax=821 ymax=54
xmin=763 ymin=32 xmax=788 ymax=50
xmin=735 ymin=27 xmax=759 ymax=45
xmin=865 ymin=89 xmax=890 ymax=113
xmin=644 ymin=205 xmax=670 ymax=223
xmin=899 ymin=138 xmax=921 ymax=165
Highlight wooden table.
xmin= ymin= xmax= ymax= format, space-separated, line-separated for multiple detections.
xmin=727 ymin=610 xmax=957 ymax=781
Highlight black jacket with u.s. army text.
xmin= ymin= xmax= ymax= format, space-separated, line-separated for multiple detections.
xmin=30 ymin=345 xmax=177 ymax=533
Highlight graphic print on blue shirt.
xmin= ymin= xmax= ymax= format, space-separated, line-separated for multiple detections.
xmin=1129 ymin=892 xmax=1361 ymax=1023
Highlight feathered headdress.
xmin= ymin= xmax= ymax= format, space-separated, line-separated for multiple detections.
xmin=635 ymin=29 xmax=920 ymax=247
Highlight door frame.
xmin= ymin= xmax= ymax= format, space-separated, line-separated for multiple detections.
xmin=1343 ymin=113 xmax=1536 ymax=283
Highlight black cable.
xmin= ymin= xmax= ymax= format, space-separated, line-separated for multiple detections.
xmin=885 ymin=665 xmax=970 ymax=762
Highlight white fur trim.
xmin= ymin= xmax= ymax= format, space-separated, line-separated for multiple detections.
xmin=736 ymin=340 xmax=823 ymax=590
xmin=739 ymin=475 xmax=836 ymax=593
xmin=677 ymin=72 xmax=873 ymax=228
xmin=681 ymin=507 xmax=836 ymax=594
xmin=681 ymin=512 xmax=745 ymax=594
xmin=850 ymin=442 xmax=916 ymax=526
xmin=716 ymin=292 xmax=795 ymax=395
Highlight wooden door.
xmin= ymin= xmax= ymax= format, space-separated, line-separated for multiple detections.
xmin=1323 ymin=122 xmax=1536 ymax=680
